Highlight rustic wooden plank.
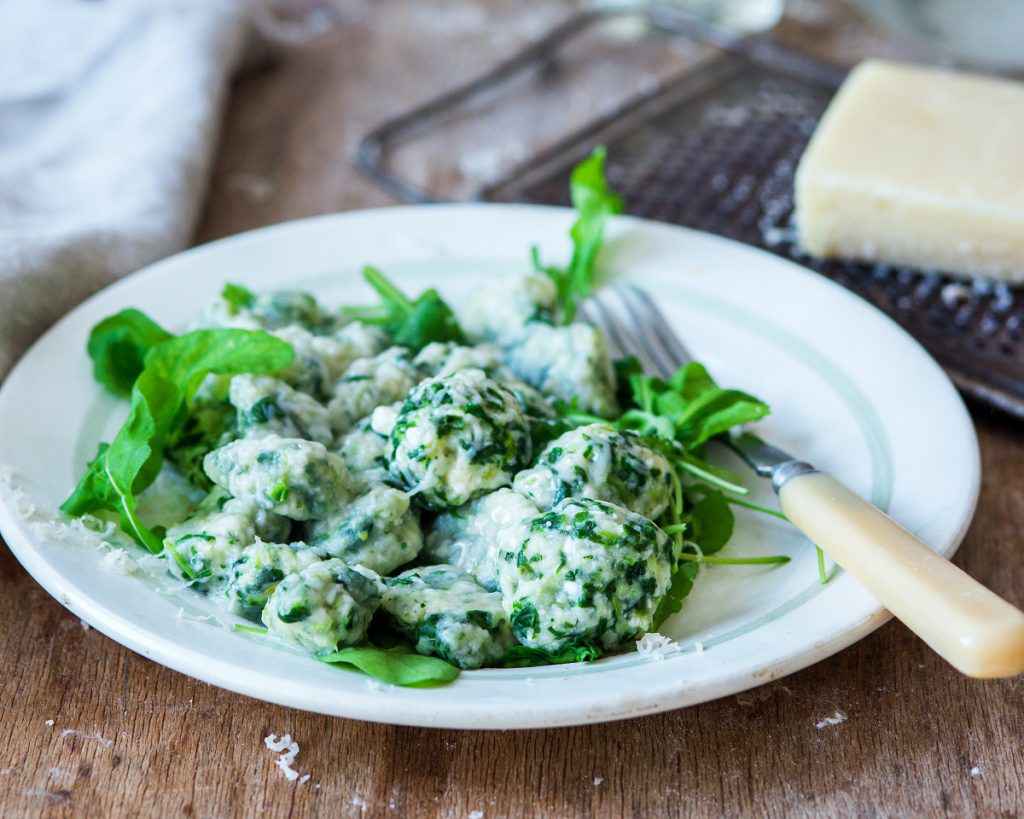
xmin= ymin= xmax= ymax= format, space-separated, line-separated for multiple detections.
xmin=2 ymin=2 xmax=1023 ymax=816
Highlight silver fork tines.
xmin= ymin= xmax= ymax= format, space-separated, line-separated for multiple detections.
xmin=583 ymin=285 xmax=694 ymax=377
xmin=579 ymin=296 xmax=629 ymax=361
xmin=621 ymin=286 xmax=694 ymax=371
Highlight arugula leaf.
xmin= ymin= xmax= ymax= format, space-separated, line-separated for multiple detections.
xmin=62 ymin=329 xmax=294 ymax=551
xmin=500 ymin=642 xmax=602 ymax=667
xmin=105 ymin=369 xmax=182 ymax=551
xmin=661 ymin=387 xmax=770 ymax=450
xmin=668 ymin=362 xmax=717 ymax=401
xmin=145 ymin=328 xmax=292 ymax=401
xmin=221 ymin=283 xmax=256 ymax=315
xmin=653 ymin=560 xmax=699 ymax=629
xmin=341 ymin=266 xmax=465 ymax=351
xmin=86 ymin=309 xmax=173 ymax=397
xmin=532 ymin=146 xmax=624 ymax=323
xmin=591 ymin=359 xmax=771 ymax=457
xmin=317 ymin=646 xmax=460 ymax=687
xmin=685 ymin=487 xmax=734 ymax=555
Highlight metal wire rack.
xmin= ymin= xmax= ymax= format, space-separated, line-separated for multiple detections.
xmin=357 ymin=7 xmax=1024 ymax=418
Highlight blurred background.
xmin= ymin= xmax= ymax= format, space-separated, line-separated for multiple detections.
xmin=5 ymin=0 xmax=1024 ymax=407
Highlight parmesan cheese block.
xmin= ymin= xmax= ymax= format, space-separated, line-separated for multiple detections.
xmin=795 ymin=60 xmax=1024 ymax=282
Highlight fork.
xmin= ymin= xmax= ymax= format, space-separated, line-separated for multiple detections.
xmin=580 ymin=284 xmax=1024 ymax=678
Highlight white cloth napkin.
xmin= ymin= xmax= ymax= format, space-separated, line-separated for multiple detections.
xmin=0 ymin=0 xmax=260 ymax=380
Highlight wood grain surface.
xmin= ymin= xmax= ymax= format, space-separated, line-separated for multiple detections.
xmin=2 ymin=2 xmax=1022 ymax=816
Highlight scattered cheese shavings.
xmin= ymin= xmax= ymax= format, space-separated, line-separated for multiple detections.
xmin=176 ymin=607 xmax=221 ymax=626
xmin=100 ymin=548 xmax=139 ymax=575
xmin=264 ymin=733 xmax=311 ymax=784
xmin=265 ymin=733 xmax=292 ymax=752
xmin=59 ymin=728 xmax=113 ymax=748
xmin=815 ymin=711 xmax=847 ymax=729
xmin=635 ymin=633 xmax=679 ymax=660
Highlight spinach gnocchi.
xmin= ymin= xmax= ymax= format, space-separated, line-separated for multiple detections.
xmin=513 ymin=423 xmax=673 ymax=520
xmin=386 ymin=368 xmax=532 ymax=510
xmin=132 ymin=273 xmax=705 ymax=673
xmin=382 ymin=565 xmax=514 ymax=669
xmin=327 ymin=347 xmax=421 ymax=434
xmin=504 ymin=322 xmax=619 ymax=418
xmin=230 ymin=374 xmax=333 ymax=446
xmin=424 ymin=488 xmax=539 ymax=592
xmin=203 ymin=435 xmax=350 ymax=521
xmin=224 ymin=540 xmax=322 ymax=621
xmin=306 ymin=485 xmax=422 ymax=574
xmin=498 ymin=497 xmax=675 ymax=653
xmin=64 ymin=151 xmax=779 ymax=688
xmin=262 ymin=559 xmax=383 ymax=652
xmin=164 ymin=492 xmax=289 ymax=589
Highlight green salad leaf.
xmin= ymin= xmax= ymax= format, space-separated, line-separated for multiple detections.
xmin=617 ymin=361 xmax=770 ymax=451
xmin=685 ymin=487 xmax=735 ymax=555
xmin=341 ymin=266 xmax=465 ymax=351
xmin=532 ymin=146 xmax=624 ymax=323
xmin=146 ymin=329 xmax=293 ymax=401
xmin=221 ymin=283 xmax=256 ymax=315
xmin=87 ymin=309 xmax=173 ymax=397
xmin=62 ymin=329 xmax=294 ymax=551
xmin=317 ymin=646 xmax=460 ymax=687
xmin=653 ymin=559 xmax=699 ymax=630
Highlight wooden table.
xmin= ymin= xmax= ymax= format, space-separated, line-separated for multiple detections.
xmin=2 ymin=3 xmax=1022 ymax=816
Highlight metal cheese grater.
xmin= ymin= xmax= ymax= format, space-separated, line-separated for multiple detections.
xmin=357 ymin=6 xmax=1024 ymax=418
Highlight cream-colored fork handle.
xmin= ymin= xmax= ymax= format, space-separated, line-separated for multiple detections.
xmin=779 ymin=472 xmax=1024 ymax=678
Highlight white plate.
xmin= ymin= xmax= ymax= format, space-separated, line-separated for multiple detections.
xmin=0 ymin=205 xmax=979 ymax=729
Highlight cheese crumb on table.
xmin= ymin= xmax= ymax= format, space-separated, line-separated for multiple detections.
xmin=264 ymin=733 xmax=310 ymax=783
xmin=795 ymin=60 xmax=1024 ymax=282
xmin=814 ymin=710 xmax=848 ymax=729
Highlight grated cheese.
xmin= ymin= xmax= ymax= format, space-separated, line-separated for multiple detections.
xmin=635 ymin=632 xmax=679 ymax=660
xmin=814 ymin=710 xmax=847 ymax=729
xmin=264 ymin=733 xmax=311 ymax=784
xmin=100 ymin=548 xmax=139 ymax=575
xmin=58 ymin=728 xmax=113 ymax=748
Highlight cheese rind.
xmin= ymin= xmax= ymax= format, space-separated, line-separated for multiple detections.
xmin=795 ymin=60 xmax=1024 ymax=281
